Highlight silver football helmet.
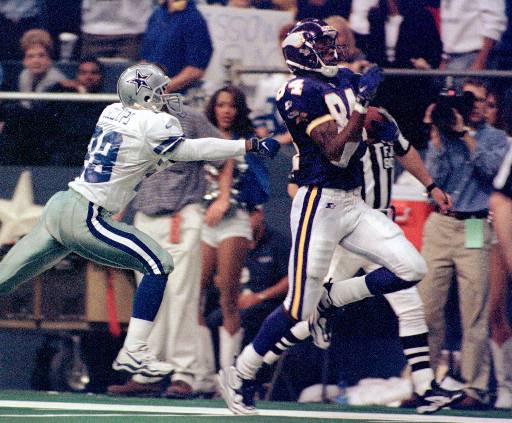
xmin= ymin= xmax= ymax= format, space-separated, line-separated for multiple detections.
xmin=117 ymin=63 xmax=182 ymax=113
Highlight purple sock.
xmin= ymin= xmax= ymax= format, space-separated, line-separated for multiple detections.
xmin=252 ymin=306 xmax=296 ymax=356
xmin=365 ymin=267 xmax=417 ymax=295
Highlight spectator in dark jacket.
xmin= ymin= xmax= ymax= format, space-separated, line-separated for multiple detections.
xmin=368 ymin=0 xmax=443 ymax=151
xmin=140 ymin=0 xmax=213 ymax=94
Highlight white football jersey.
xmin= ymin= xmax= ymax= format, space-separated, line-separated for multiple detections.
xmin=69 ymin=103 xmax=184 ymax=213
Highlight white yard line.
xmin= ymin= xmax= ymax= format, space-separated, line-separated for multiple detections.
xmin=0 ymin=414 xmax=195 ymax=418
xmin=0 ymin=400 xmax=508 ymax=422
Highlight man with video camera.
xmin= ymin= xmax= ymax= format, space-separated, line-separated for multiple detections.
xmin=418 ymin=78 xmax=509 ymax=409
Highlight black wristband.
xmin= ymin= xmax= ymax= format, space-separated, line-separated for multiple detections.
xmin=426 ymin=182 xmax=437 ymax=193
xmin=249 ymin=137 xmax=258 ymax=152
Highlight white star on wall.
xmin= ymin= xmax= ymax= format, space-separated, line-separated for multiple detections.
xmin=0 ymin=171 xmax=44 ymax=245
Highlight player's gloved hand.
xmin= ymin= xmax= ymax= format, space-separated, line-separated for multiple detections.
xmin=356 ymin=65 xmax=383 ymax=107
xmin=371 ymin=120 xmax=399 ymax=145
xmin=249 ymin=136 xmax=280 ymax=158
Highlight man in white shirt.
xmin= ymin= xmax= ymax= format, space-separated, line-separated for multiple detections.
xmin=440 ymin=0 xmax=507 ymax=71
xmin=80 ymin=0 xmax=155 ymax=60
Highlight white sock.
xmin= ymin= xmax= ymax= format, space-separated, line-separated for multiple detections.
xmin=124 ymin=317 xmax=154 ymax=350
xmin=329 ymin=275 xmax=372 ymax=307
xmin=236 ymin=344 xmax=264 ymax=380
xmin=412 ymin=368 xmax=435 ymax=396
xmin=219 ymin=326 xmax=244 ymax=369
xmin=263 ymin=321 xmax=310 ymax=365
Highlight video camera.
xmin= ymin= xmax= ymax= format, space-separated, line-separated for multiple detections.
xmin=431 ymin=88 xmax=476 ymax=135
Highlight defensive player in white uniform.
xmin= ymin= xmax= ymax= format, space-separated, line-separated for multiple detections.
xmin=0 ymin=63 xmax=279 ymax=377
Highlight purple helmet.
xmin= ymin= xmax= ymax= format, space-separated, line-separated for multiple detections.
xmin=282 ymin=19 xmax=339 ymax=78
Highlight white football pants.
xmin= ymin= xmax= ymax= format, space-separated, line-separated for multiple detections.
xmin=283 ymin=186 xmax=426 ymax=321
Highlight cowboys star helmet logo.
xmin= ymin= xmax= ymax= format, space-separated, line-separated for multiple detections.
xmin=127 ymin=70 xmax=152 ymax=94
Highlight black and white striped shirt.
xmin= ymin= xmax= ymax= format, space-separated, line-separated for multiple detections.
xmin=361 ymin=134 xmax=410 ymax=210
xmin=494 ymin=143 xmax=512 ymax=199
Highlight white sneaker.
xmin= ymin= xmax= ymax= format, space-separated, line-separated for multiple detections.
xmin=495 ymin=387 xmax=512 ymax=409
xmin=112 ymin=344 xmax=173 ymax=377
xmin=218 ymin=366 xmax=257 ymax=415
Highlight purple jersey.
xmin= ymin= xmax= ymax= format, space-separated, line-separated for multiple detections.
xmin=276 ymin=69 xmax=366 ymax=190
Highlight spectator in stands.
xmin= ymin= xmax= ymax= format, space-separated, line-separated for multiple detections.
xmin=17 ymin=29 xmax=66 ymax=104
xmin=199 ymin=86 xmax=269 ymax=374
xmin=0 ymin=29 xmax=65 ymax=165
xmin=440 ymin=0 xmax=507 ymax=73
xmin=367 ymin=0 xmax=442 ymax=150
xmin=107 ymin=105 xmax=224 ymax=399
xmin=251 ymin=22 xmax=295 ymax=141
xmin=141 ymin=0 xmax=213 ymax=94
xmin=0 ymin=0 xmax=47 ymax=60
xmin=46 ymin=57 xmax=105 ymax=166
xmin=365 ymin=0 xmax=442 ymax=70
xmin=205 ymin=208 xmax=289 ymax=362
xmin=489 ymin=0 xmax=512 ymax=72
xmin=325 ymin=15 xmax=368 ymax=73
xmin=347 ymin=0 xmax=377 ymax=54
xmin=419 ymin=78 xmax=509 ymax=410
xmin=52 ymin=57 xmax=104 ymax=94
xmin=80 ymin=0 xmax=154 ymax=61
xmin=485 ymin=89 xmax=512 ymax=136
xmin=296 ymin=0 xmax=350 ymax=21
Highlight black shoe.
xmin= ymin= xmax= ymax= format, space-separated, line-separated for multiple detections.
xmin=416 ymin=380 xmax=463 ymax=414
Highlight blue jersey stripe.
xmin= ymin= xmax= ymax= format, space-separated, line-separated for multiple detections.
xmin=153 ymin=135 xmax=184 ymax=155
xmin=86 ymin=204 xmax=164 ymax=275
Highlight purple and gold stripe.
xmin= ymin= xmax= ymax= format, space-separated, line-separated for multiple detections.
xmin=290 ymin=186 xmax=322 ymax=320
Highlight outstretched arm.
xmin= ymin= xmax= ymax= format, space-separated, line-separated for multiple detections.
xmin=170 ymin=137 xmax=279 ymax=162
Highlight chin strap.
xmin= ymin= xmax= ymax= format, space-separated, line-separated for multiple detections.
xmin=287 ymin=59 xmax=339 ymax=78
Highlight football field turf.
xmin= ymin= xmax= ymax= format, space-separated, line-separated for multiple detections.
xmin=0 ymin=391 xmax=510 ymax=423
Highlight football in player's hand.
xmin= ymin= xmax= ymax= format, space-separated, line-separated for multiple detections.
xmin=364 ymin=106 xmax=386 ymax=140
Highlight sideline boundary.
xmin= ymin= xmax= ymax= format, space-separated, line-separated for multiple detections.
xmin=0 ymin=400 xmax=510 ymax=422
